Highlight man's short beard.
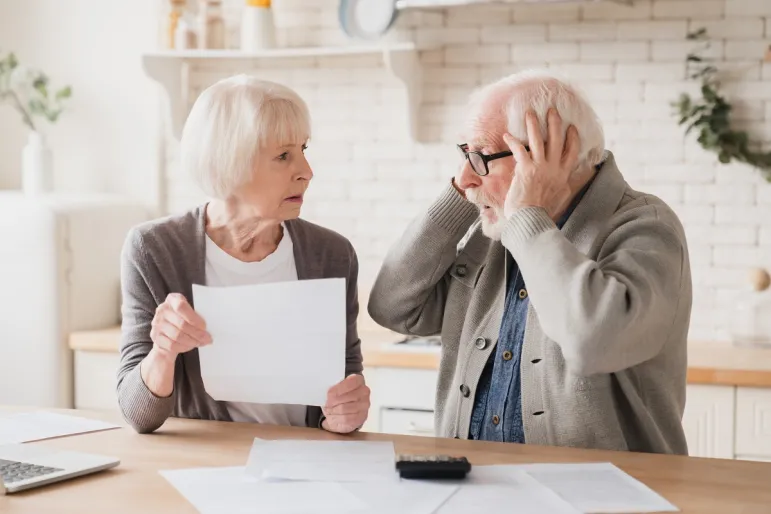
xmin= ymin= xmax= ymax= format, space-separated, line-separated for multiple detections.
xmin=466 ymin=189 xmax=505 ymax=241
xmin=480 ymin=209 xmax=505 ymax=241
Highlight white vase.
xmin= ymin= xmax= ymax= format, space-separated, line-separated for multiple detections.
xmin=22 ymin=131 xmax=53 ymax=195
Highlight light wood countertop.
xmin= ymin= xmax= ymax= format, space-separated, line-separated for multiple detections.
xmin=2 ymin=406 xmax=771 ymax=513
xmin=69 ymin=326 xmax=771 ymax=388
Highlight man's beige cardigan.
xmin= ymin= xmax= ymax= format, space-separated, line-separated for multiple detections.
xmin=368 ymin=152 xmax=692 ymax=454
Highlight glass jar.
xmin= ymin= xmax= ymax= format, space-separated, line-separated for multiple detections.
xmin=167 ymin=0 xmax=186 ymax=49
xmin=198 ymin=0 xmax=226 ymax=50
xmin=730 ymin=268 xmax=771 ymax=348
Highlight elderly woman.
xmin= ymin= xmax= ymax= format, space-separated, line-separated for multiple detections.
xmin=116 ymin=75 xmax=369 ymax=434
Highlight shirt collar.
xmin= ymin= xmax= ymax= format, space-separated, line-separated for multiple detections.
xmin=556 ymin=162 xmax=603 ymax=229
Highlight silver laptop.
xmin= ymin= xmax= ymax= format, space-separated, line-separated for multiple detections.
xmin=0 ymin=443 xmax=119 ymax=494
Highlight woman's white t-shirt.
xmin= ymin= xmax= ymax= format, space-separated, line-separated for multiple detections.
xmin=204 ymin=226 xmax=308 ymax=426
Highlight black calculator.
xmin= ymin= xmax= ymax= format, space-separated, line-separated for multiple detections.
xmin=395 ymin=454 xmax=471 ymax=480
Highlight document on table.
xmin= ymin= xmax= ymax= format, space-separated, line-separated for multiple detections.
xmin=192 ymin=278 xmax=346 ymax=406
xmin=515 ymin=462 xmax=679 ymax=513
xmin=245 ymin=439 xmax=399 ymax=483
xmin=160 ymin=466 xmax=369 ymax=514
xmin=0 ymin=412 xmax=120 ymax=445
xmin=342 ymin=481 xmax=459 ymax=514
xmin=436 ymin=466 xmax=581 ymax=514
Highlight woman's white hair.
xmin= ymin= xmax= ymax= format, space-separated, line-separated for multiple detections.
xmin=468 ymin=69 xmax=605 ymax=168
xmin=180 ymin=74 xmax=312 ymax=199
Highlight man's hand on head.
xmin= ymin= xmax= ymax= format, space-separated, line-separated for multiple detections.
xmin=503 ymin=109 xmax=581 ymax=222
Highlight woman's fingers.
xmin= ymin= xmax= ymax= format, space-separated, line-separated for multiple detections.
xmin=324 ymin=401 xmax=370 ymax=417
xmin=326 ymin=386 xmax=370 ymax=411
xmin=152 ymin=294 xmax=212 ymax=355
xmin=326 ymin=374 xmax=365 ymax=402
xmin=167 ymin=293 xmax=208 ymax=331
xmin=150 ymin=331 xmax=177 ymax=354
xmin=158 ymin=321 xmax=200 ymax=353
xmin=164 ymin=309 xmax=212 ymax=346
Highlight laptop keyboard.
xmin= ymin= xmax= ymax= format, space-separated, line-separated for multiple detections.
xmin=0 ymin=458 xmax=63 ymax=484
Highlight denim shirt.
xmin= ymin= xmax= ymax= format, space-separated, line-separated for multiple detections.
xmin=469 ymin=177 xmax=595 ymax=443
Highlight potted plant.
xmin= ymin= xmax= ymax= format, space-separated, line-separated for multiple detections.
xmin=0 ymin=52 xmax=72 ymax=194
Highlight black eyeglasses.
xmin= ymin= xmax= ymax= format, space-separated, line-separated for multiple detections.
xmin=457 ymin=143 xmax=514 ymax=177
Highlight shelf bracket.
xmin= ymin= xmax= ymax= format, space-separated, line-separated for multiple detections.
xmin=382 ymin=47 xmax=422 ymax=141
xmin=142 ymin=54 xmax=189 ymax=140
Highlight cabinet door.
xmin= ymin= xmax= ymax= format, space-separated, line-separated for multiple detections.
xmin=376 ymin=368 xmax=438 ymax=411
xmin=74 ymin=351 xmax=120 ymax=411
xmin=682 ymin=384 xmax=735 ymax=459
xmin=735 ymin=387 xmax=771 ymax=459
xmin=380 ymin=409 xmax=435 ymax=437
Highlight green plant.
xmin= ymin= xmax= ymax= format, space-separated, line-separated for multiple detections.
xmin=673 ymin=28 xmax=771 ymax=180
xmin=0 ymin=51 xmax=72 ymax=132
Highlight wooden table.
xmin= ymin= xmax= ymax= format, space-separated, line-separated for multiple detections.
xmin=3 ymin=408 xmax=771 ymax=513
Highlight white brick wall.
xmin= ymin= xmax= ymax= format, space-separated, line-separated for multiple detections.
xmin=162 ymin=0 xmax=771 ymax=342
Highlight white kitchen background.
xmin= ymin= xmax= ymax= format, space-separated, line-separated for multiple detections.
xmin=162 ymin=0 xmax=771 ymax=343
xmin=1 ymin=0 xmax=770 ymax=344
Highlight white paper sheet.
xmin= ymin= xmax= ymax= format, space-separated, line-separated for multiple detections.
xmin=245 ymin=439 xmax=399 ymax=483
xmin=516 ymin=462 xmax=679 ymax=513
xmin=436 ymin=466 xmax=581 ymax=514
xmin=192 ymin=278 xmax=346 ymax=406
xmin=342 ymin=480 xmax=459 ymax=514
xmin=0 ymin=412 xmax=120 ymax=444
xmin=160 ymin=466 xmax=369 ymax=514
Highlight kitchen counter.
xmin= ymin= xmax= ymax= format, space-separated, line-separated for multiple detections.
xmin=69 ymin=326 xmax=771 ymax=388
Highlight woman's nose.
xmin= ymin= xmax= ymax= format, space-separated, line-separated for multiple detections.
xmin=298 ymin=158 xmax=313 ymax=181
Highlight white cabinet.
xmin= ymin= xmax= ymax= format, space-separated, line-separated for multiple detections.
xmin=73 ymin=351 xmax=121 ymax=411
xmin=735 ymin=387 xmax=771 ymax=460
xmin=363 ymin=366 xmax=439 ymax=436
xmin=365 ymin=368 xmax=771 ymax=462
xmin=682 ymin=384 xmax=735 ymax=459
xmin=380 ymin=409 xmax=435 ymax=437
xmin=0 ymin=192 xmax=147 ymax=409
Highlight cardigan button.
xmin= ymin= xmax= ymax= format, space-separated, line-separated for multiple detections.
xmin=455 ymin=264 xmax=467 ymax=277
xmin=459 ymin=384 xmax=471 ymax=398
xmin=474 ymin=337 xmax=487 ymax=350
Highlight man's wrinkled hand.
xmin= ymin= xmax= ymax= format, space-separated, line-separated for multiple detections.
xmin=503 ymin=109 xmax=581 ymax=222
xmin=321 ymin=374 xmax=370 ymax=434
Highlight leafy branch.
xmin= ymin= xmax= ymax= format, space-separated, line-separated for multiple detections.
xmin=0 ymin=51 xmax=72 ymax=132
xmin=673 ymin=28 xmax=771 ymax=181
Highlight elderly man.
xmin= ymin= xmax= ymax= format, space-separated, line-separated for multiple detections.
xmin=368 ymin=70 xmax=692 ymax=454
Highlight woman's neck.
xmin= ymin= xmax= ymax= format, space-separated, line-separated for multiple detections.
xmin=205 ymin=200 xmax=283 ymax=262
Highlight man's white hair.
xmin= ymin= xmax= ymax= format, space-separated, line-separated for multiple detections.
xmin=180 ymin=74 xmax=312 ymax=199
xmin=467 ymin=69 xmax=605 ymax=168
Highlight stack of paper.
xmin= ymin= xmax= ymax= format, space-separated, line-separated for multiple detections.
xmin=161 ymin=440 xmax=679 ymax=514
xmin=161 ymin=440 xmax=460 ymax=514
xmin=245 ymin=439 xmax=400 ymax=483
xmin=0 ymin=412 xmax=120 ymax=445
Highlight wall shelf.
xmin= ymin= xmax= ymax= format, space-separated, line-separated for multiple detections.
xmin=141 ymin=42 xmax=422 ymax=140
xmin=394 ymin=0 xmax=633 ymax=8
